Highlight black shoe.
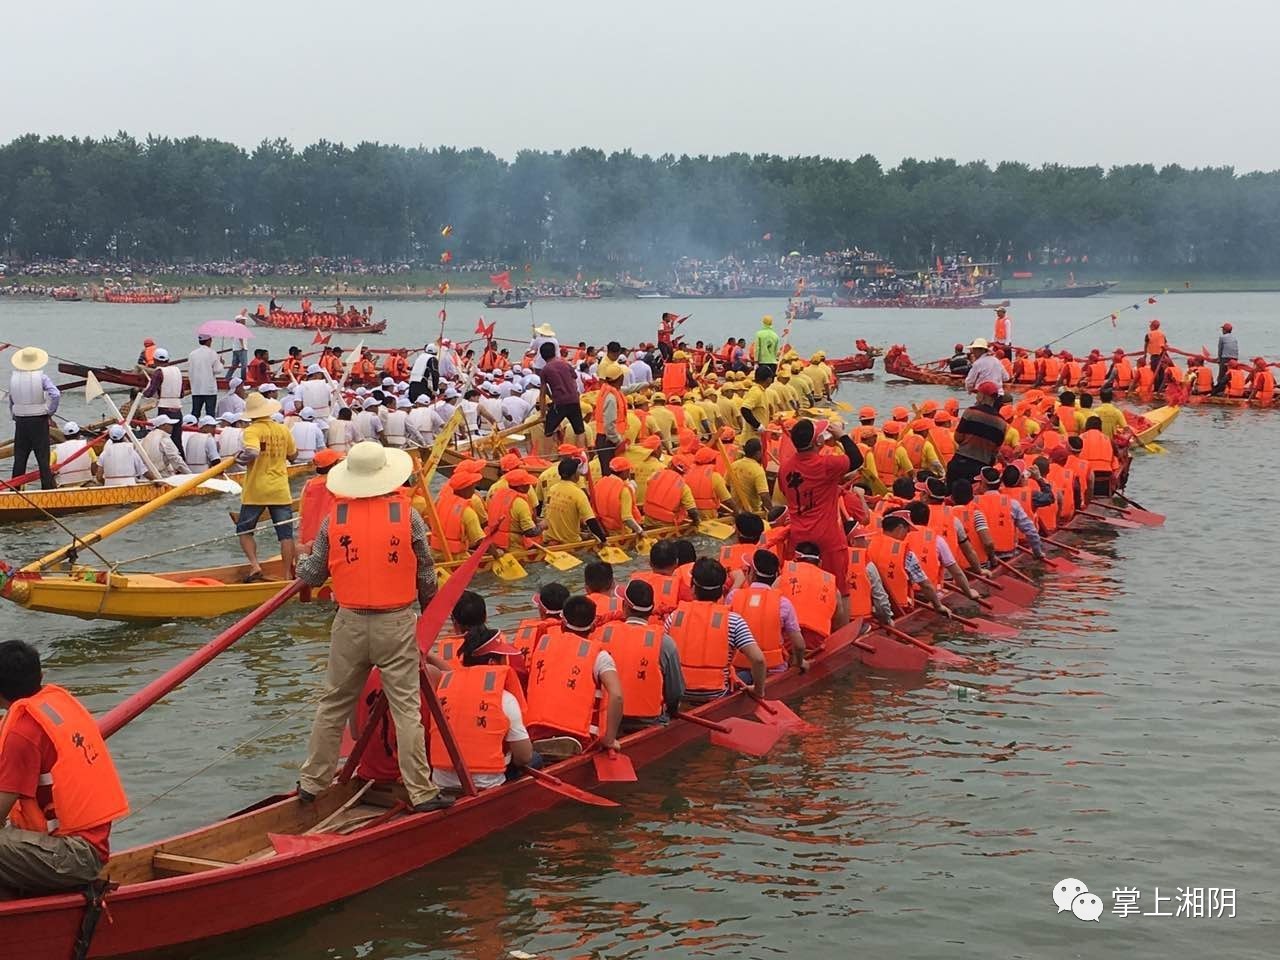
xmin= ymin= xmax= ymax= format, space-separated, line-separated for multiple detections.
xmin=412 ymin=794 xmax=456 ymax=813
xmin=296 ymin=784 xmax=317 ymax=803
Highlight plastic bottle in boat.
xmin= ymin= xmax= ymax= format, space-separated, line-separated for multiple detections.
xmin=948 ymin=683 xmax=983 ymax=702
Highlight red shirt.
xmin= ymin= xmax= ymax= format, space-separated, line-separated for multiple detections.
xmin=0 ymin=713 xmax=111 ymax=860
xmin=778 ymin=449 xmax=850 ymax=541
xmin=540 ymin=359 xmax=580 ymax=406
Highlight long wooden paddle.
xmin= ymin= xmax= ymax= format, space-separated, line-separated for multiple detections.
xmin=1016 ymin=543 xmax=1079 ymax=574
xmin=970 ymin=568 xmax=1038 ymax=607
xmin=0 ymin=433 xmax=104 ymax=490
xmin=1094 ymin=499 xmax=1165 ymax=526
xmin=677 ymin=711 xmax=782 ymax=756
xmin=99 ymin=579 xmax=306 ymax=738
xmin=995 ymin=557 xmax=1037 ymax=585
xmin=522 ymin=764 xmax=619 ymax=807
xmin=1079 ymin=509 xmax=1143 ymax=530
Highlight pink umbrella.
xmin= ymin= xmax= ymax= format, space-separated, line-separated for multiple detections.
xmin=197 ymin=319 xmax=254 ymax=340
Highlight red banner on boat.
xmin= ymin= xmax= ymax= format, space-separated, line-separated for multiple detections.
xmin=490 ymin=271 xmax=512 ymax=291
xmin=311 ymin=332 xmax=331 ymax=345
xmin=474 ymin=318 xmax=495 ymax=338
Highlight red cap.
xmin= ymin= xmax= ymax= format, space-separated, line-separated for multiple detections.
xmin=505 ymin=470 xmax=537 ymax=487
xmin=976 ymin=381 xmax=1001 ymax=397
xmin=313 ymin=449 xmax=343 ymax=469
xmin=694 ymin=447 xmax=719 ymax=464
xmin=1222 ymin=322 xmax=1233 ymax=332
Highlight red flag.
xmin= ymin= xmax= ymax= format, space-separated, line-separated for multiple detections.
xmin=1110 ymin=313 xmax=1118 ymax=328
xmin=935 ymin=256 xmax=943 ymax=273
xmin=311 ymin=332 xmax=331 ymax=345
xmin=489 ymin=271 xmax=512 ymax=291
xmin=1147 ymin=296 xmax=1157 ymax=305
xmin=762 ymin=232 xmax=772 ymax=241
xmin=440 ymin=251 xmax=452 ymax=264
xmin=438 ymin=282 xmax=449 ymax=295
xmin=474 ymin=318 xmax=495 ymax=338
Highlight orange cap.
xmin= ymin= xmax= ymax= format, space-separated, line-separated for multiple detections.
xmin=641 ymin=434 xmax=663 ymax=451
xmin=892 ymin=406 xmax=909 ymax=421
xmin=447 ymin=472 xmax=480 ymax=491
xmin=858 ymin=405 xmax=876 ymax=420
xmin=920 ymin=400 xmax=938 ymax=414
xmin=505 ymin=470 xmax=537 ymax=487
xmin=557 ymin=443 xmax=583 ymax=456
xmin=313 ymin=449 xmax=343 ymax=469
xmin=609 ymin=456 xmax=633 ymax=473
xmin=882 ymin=420 xmax=904 ymax=436
xmin=694 ymin=447 xmax=718 ymax=464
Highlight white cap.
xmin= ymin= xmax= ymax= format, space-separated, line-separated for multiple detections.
xmin=307 ymin=364 xmax=324 ymax=376
xmin=270 ymin=412 xmax=285 ymax=423
xmin=521 ymin=366 xmax=532 ymax=374
xmin=198 ymin=415 xmax=218 ymax=427
xmin=414 ymin=394 xmax=431 ymax=405
xmin=220 ymin=411 xmax=243 ymax=424
xmin=444 ymin=387 xmax=460 ymax=400
xmin=396 ymin=396 xmax=411 ymax=409
xmin=108 ymin=424 xmax=127 ymax=440
xmin=258 ymin=383 xmax=279 ymax=394
xmin=395 ymin=381 xmax=409 ymax=392
xmin=355 ymin=387 xmax=367 ymax=397
xmin=300 ymin=406 xmax=316 ymax=420
xmin=182 ymin=414 xmax=198 ymax=426
xmin=363 ymin=398 xmax=381 ymax=410
xmin=150 ymin=415 xmax=175 ymax=427
xmin=229 ymin=377 xmax=244 ymax=390
xmin=426 ymin=344 xmax=438 ymax=354
xmin=154 ymin=348 xmax=170 ymax=362
xmin=61 ymin=421 xmax=81 ymax=435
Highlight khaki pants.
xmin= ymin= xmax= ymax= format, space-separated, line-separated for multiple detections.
xmin=0 ymin=829 xmax=102 ymax=895
xmin=299 ymin=606 xmax=438 ymax=806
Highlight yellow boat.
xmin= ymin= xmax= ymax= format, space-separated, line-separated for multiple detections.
xmin=0 ymin=557 xmax=306 ymax=622
xmin=0 ymin=463 xmax=313 ymax=523
xmin=1132 ymin=404 xmax=1179 ymax=445
xmin=1 ymin=522 xmax=691 ymax=622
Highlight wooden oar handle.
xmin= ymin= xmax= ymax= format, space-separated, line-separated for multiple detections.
xmin=996 ymin=557 xmax=1037 ymax=584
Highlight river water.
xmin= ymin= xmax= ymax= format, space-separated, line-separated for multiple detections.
xmin=1 ymin=293 xmax=1275 ymax=959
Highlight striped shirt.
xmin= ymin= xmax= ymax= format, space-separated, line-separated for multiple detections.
xmin=665 ymin=610 xmax=757 ymax=701
xmin=954 ymin=404 xmax=1008 ymax=465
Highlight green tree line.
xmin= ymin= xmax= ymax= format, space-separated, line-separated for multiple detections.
xmin=2 ymin=132 xmax=1279 ymax=273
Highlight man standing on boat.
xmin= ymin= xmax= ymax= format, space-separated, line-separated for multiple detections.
xmin=963 ymin=339 xmax=1007 ymax=398
xmin=992 ymin=306 xmax=1011 ymax=348
xmin=295 ymin=441 xmax=452 ymax=812
xmin=753 ymin=316 xmax=779 ymax=376
xmin=946 ymin=382 xmax=1006 ymax=485
xmin=1212 ymin=322 xmax=1239 ymax=395
xmin=0 ymin=640 xmax=128 ymax=895
xmin=234 ymin=392 xmax=297 ymax=583
xmin=187 ymin=332 xmax=225 ymax=421
xmin=7 ymin=346 xmax=60 ymax=490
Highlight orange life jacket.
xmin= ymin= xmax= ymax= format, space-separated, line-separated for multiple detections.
xmin=1011 ymin=357 xmax=1035 ymax=382
xmin=593 ymin=475 xmax=638 ymax=533
xmin=1145 ymin=329 xmax=1167 ymax=355
xmin=928 ymin=426 xmax=956 ymax=464
xmin=999 ymin=356 xmax=1013 ymax=378
xmin=1135 ymin=365 xmax=1156 ymax=393
xmin=1191 ymin=366 xmax=1213 ymax=393
xmin=926 ymin=502 xmax=962 ymax=564
xmin=906 ymin=526 xmax=942 ymax=587
xmin=1112 ymin=358 xmax=1133 ymax=388
xmin=142 ymin=344 xmax=156 ymax=366
xmin=1226 ymin=368 xmax=1247 ymax=398
xmin=0 ymin=685 xmax=128 ymax=835
xmin=597 ymin=622 xmax=664 ymax=718
xmin=872 ymin=437 xmax=900 ymax=482
xmin=1080 ymin=429 xmax=1115 ymax=478
xmin=1007 ymin=484 xmax=1036 ymax=531
xmin=1063 ymin=361 xmax=1083 ymax=384
xmin=719 ymin=541 xmax=770 ymax=578
xmin=586 ymin=590 xmax=625 ymax=625
xmin=431 ymin=633 xmax=464 ymax=669
xmin=1056 ymin=404 xmax=1080 ymax=436
xmin=866 ymin=534 xmax=911 ymax=612
xmin=976 ymin=491 xmax=1017 ymax=553
xmin=593 ymin=384 xmax=628 ymax=438
xmin=486 ymin=486 xmax=524 ymax=548
xmin=628 ymin=571 xmax=679 ymax=616
xmin=524 ymin=627 xmax=604 ymax=739
xmin=898 ymin=433 xmax=927 ymax=469
xmin=729 ymin=585 xmax=784 ymax=670
xmin=687 ymin=464 xmax=722 ymax=512
xmin=1039 ymin=357 xmax=1062 ymax=382
xmin=327 ymin=492 xmax=417 ymax=609
xmin=429 ymin=492 xmax=471 ymax=558
xmin=642 ymin=469 xmax=688 ymax=524
xmin=1086 ymin=360 xmax=1107 ymax=388
xmin=1066 ymin=454 xmax=1093 ymax=507
xmin=430 ymin=665 xmax=528 ymax=775
xmin=843 ymin=547 xmax=874 ymax=619
xmin=298 ymin=475 xmax=335 ymax=548
xmin=994 ymin=315 xmax=1009 ymax=341
xmin=661 ymin=362 xmax=689 ymax=396
xmin=776 ymin=560 xmax=837 ymax=637
xmin=1048 ymin=463 xmax=1076 ymax=522
xmin=513 ymin=617 xmax=557 ymax=662
xmin=281 ymin=356 xmax=304 ymax=381
xmin=952 ymin=501 xmax=988 ymax=567
xmin=1252 ymin=369 xmax=1276 ymax=403
xmin=668 ymin=601 xmax=731 ymax=694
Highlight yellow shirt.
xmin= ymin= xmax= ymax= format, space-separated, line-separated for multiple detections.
xmin=741 ymin=384 xmax=769 ymax=438
xmin=728 ymin=457 xmax=769 ymax=514
xmin=699 ymin=399 xmax=720 ymax=429
xmin=716 ymin=395 xmax=741 ymax=429
xmin=489 ymin=475 xmax=540 ymax=511
xmin=1094 ymin=402 xmax=1127 ymax=439
xmin=765 ymin=382 xmax=789 ymax=419
xmin=648 ymin=405 xmax=677 ymax=443
xmin=802 ymin=366 xmax=826 ymax=394
xmin=625 ymin=411 xmax=643 ymax=442
xmin=459 ymin=504 xmax=486 ymax=548
xmin=503 ymin=496 xmax=536 ymax=548
xmin=241 ymin=420 xmax=297 ymax=505
xmin=537 ymin=463 xmax=561 ymax=504
xmin=633 ymin=456 xmax=664 ymax=502
xmin=544 ymin=478 xmax=595 ymax=544
xmin=791 ymin=374 xmax=815 ymax=405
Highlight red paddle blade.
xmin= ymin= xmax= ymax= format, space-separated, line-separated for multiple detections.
xmin=526 ymin=768 xmax=620 ymax=807
xmin=1085 ymin=512 xmax=1143 ymax=530
xmin=855 ymin=633 xmax=929 ymax=672
xmin=958 ymin=616 xmax=1019 ymax=639
xmin=710 ymin=717 xmax=782 ymax=756
xmin=1041 ymin=555 xmax=1081 ymax=575
xmin=988 ymin=574 xmax=1038 ymax=607
xmin=1123 ymin=507 xmax=1165 ymax=526
xmin=593 ymin=750 xmax=637 ymax=783
xmin=753 ymin=698 xmax=815 ymax=733
xmin=975 ymin=593 xmax=1021 ymax=617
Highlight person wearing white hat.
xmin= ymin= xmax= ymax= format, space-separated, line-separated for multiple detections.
xmin=8 ymin=346 xmax=61 ymax=489
xmin=183 ymin=414 xmax=221 ymax=470
xmin=141 ymin=415 xmax=191 ymax=478
xmin=141 ymin=348 xmax=185 ymax=448
xmin=235 ymin=391 xmax=297 ymax=581
xmin=380 ymin=392 xmax=420 ymax=449
xmin=188 ymin=332 xmax=225 ymax=421
xmin=327 ymin=407 xmax=355 ymax=455
xmin=963 ymin=337 xmax=1007 ymax=396
xmin=258 ymin=383 xmax=279 ymax=395
xmin=290 ymin=405 xmax=327 ymax=464
xmin=407 ymin=393 xmax=444 ymax=446
xmin=217 ymin=411 xmax=248 ymax=458
xmin=352 ymin=398 xmax=383 ymax=443
xmin=294 ymin=441 xmax=451 ymax=813
xmin=477 ymin=384 xmax=503 ymax=435
xmin=299 ymin=364 xmax=333 ymax=420
xmin=96 ymin=424 xmax=148 ymax=486
xmin=438 ymin=339 xmax=461 ymax=381
xmin=499 ymin=386 xmax=534 ymax=429
xmin=529 ymin=323 xmax=559 ymax=371
xmin=216 ymin=378 xmax=247 ymax=419
xmin=49 ymin=421 xmax=96 ymax=487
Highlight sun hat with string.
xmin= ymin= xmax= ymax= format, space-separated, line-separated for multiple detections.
xmin=325 ymin=440 xmax=413 ymax=498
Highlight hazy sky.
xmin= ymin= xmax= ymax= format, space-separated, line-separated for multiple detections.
xmin=6 ymin=0 xmax=1273 ymax=170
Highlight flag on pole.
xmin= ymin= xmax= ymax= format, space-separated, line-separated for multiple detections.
xmin=489 ymin=271 xmax=512 ymax=291
xmin=474 ymin=318 xmax=496 ymax=338
xmin=440 ymin=251 xmax=453 ymax=264
xmin=85 ymin=371 xmax=105 ymax=403
xmin=311 ymin=332 xmax=332 ymax=346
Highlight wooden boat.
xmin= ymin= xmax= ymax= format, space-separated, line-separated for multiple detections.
xmin=999 ymin=281 xmax=1115 ymax=299
xmin=0 ymin=523 xmax=1081 ymax=959
xmin=829 ymin=343 xmax=881 ymax=376
xmin=50 ymin=289 xmax=82 ymax=302
xmin=0 ymin=463 xmax=311 ymax=523
xmin=252 ymin=315 xmax=387 ymax=335
xmin=98 ymin=291 xmax=181 ymax=304
xmin=484 ymin=299 xmax=529 ymax=309
xmin=832 ymin=294 xmax=985 ymax=309
xmin=1129 ymin=405 xmax=1180 ymax=444
xmin=1183 ymin=392 xmax=1276 ymax=409
xmin=56 ymin=362 xmax=292 ymax=393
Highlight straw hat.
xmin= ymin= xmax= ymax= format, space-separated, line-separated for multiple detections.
xmin=11 ymin=346 xmax=49 ymax=371
xmin=325 ymin=441 xmax=413 ymax=498
xmin=243 ymin=392 xmax=282 ymax=420
xmin=534 ymin=323 xmax=556 ymax=337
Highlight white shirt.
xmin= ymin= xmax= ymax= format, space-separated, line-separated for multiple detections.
xmin=328 ymin=419 xmax=354 ymax=453
xmin=530 ymin=336 xmax=559 ymax=370
xmin=629 ymin=359 xmax=652 ymax=384
xmin=187 ymin=345 xmax=226 ymax=395
xmin=51 ymin=440 xmax=94 ymax=486
xmin=431 ymin=691 xmax=528 ymax=792
xmin=353 ymin=411 xmax=382 ymax=441
xmin=499 ymin=395 xmax=533 ymax=426
xmin=217 ymin=426 xmax=245 ymax=458
xmin=142 ymin=430 xmax=190 ymax=477
xmin=290 ymin=421 xmax=327 ymax=461
xmin=477 ymin=397 xmax=503 ymax=433
xmin=100 ymin=441 xmax=147 ymax=486
xmin=964 ymin=353 xmax=1008 ymax=393
xmin=299 ymin=379 xmax=333 ymax=417
xmin=216 ymin=393 xmax=246 ymax=417
xmin=182 ymin=432 xmax=220 ymax=468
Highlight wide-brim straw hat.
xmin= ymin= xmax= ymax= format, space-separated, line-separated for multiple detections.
xmin=326 ymin=441 xmax=413 ymax=499
xmin=534 ymin=323 xmax=556 ymax=336
xmin=243 ymin=392 xmax=282 ymax=420
xmin=11 ymin=346 xmax=49 ymax=371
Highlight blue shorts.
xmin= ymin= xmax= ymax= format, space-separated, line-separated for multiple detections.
xmin=236 ymin=504 xmax=294 ymax=540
